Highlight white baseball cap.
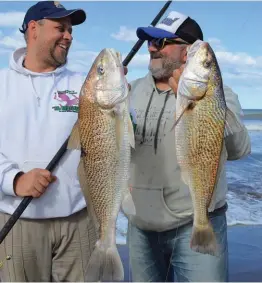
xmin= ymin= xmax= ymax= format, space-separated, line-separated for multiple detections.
xmin=137 ymin=11 xmax=203 ymax=44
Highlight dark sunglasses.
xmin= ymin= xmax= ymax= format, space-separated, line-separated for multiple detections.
xmin=147 ymin=38 xmax=189 ymax=50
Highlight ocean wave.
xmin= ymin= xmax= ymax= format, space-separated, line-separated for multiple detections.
xmin=243 ymin=112 xmax=262 ymax=120
xmin=245 ymin=124 xmax=262 ymax=131
xmin=227 ymin=220 xmax=262 ymax=226
xmin=225 ymin=190 xmax=262 ymax=226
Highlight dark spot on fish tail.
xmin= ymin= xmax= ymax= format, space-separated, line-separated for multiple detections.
xmin=81 ymin=147 xmax=87 ymax=157
xmin=187 ymin=100 xmax=196 ymax=110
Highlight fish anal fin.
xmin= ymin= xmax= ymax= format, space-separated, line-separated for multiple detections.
xmin=181 ymin=170 xmax=190 ymax=186
xmin=67 ymin=121 xmax=81 ymax=150
xmin=121 ymin=186 xmax=136 ymax=216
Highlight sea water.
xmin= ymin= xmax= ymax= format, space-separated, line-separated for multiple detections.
xmin=116 ymin=109 xmax=262 ymax=244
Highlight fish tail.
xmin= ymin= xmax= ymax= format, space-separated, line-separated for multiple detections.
xmin=85 ymin=239 xmax=124 ymax=282
xmin=190 ymin=222 xmax=218 ymax=256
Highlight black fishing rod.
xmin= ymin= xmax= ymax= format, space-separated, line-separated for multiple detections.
xmin=0 ymin=0 xmax=173 ymax=246
xmin=122 ymin=0 xmax=172 ymax=66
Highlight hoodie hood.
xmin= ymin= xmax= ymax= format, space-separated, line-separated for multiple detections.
xmin=9 ymin=47 xmax=69 ymax=107
xmin=10 ymin=47 xmax=68 ymax=76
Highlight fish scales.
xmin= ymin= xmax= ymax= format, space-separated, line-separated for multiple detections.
xmin=79 ymin=96 xmax=119 ymax=232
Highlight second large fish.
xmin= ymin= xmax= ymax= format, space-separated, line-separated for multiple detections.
xmin=67 ymin=48 xmax=135 ymax=281
xmin=173 ymin=40 xmax=243 ymax=256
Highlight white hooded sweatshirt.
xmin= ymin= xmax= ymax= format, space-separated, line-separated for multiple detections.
xmin=0 ymin=47 xmax=87 ymax=219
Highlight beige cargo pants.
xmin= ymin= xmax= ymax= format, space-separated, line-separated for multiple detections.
xmin=0 ymin=208 xmax=98 ymax=282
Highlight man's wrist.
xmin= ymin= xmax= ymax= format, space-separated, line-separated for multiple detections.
xmin=13 ymin=171 xmax=24 ymax=196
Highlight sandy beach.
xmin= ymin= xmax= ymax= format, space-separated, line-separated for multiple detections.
xmin=117 ymin=225 xmax=262 ymax=282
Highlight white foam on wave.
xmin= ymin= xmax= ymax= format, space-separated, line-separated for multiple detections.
xmin=245 ymin=124 xmax=262 ymax=131
xmin=226 ymin=191 xmax=262 ymax=226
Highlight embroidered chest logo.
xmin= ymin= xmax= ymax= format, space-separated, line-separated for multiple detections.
xmin=52 ymin=90 xmax=79 ymax=112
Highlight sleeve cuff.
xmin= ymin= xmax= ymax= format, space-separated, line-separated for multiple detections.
xmin=2 ymin=169 xmax=22 ymax=196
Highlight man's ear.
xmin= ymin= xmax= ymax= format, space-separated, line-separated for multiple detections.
xmin=27 ymin=20 xmax=39 ymax=40
xmin=182 ymin=44 xmax=191 ymax=63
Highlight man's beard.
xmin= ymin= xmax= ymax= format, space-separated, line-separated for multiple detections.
xmin=48 ymin=44 xmax=68 ymax=68
xmin=149 ymin=52 xmax=183 ymax=80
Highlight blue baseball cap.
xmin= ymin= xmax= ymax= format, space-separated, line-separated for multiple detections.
xmin=137 ymin=11 xmax=203 ymax=44
xmin=19 ymin=1 xmax=86 ymax=34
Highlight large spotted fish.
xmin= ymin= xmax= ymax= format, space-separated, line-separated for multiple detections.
xmin=173 ymin=40 xmax=243 ymax=256
xmin=67 ymin=48 xmax=135 ymax=281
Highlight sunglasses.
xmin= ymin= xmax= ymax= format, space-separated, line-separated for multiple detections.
xmin=147 ymin=38 xmax=189 ymax=50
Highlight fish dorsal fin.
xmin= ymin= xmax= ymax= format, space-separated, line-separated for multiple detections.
xmin=67 ymin=121 xmax=81 ymax=150
xmin=171 ymin=100 xmax=196 ymax=131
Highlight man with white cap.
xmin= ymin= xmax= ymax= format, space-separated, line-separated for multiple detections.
xmin=122 ymin=11 xmax=250 ymax=282
xmin=0 ymin=1 xmax=98 ymax=281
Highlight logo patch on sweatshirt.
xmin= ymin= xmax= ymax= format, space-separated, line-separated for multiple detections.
xmin=52 ymin=90 xmax=79 ymax=112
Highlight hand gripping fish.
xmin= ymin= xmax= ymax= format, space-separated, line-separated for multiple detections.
xmin=172 ymin=40 xmax=243 ymax=256
xmin=67 ymin=48 xmax=135 ymax=281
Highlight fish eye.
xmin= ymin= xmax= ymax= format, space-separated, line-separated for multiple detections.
xmin=97 ymin=65 xmax=105 ymax=75
xmin=203 ymin=60 xmax=211 ymax=68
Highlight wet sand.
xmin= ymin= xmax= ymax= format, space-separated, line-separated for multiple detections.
xmin=117 ymin=225 xmax=262 ymax=282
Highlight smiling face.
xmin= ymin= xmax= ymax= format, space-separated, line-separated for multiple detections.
xmin=148 ymin=37 xmax=188 ymax=81
xmin=28 ymin=17 xmax=73 ymax=68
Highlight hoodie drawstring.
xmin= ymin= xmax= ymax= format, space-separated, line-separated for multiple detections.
xmin=140 ymin=89 xmax=154 ymax=145
xmin=27 ymin=73 xmax=57 ymax=107
xmin=154 ymin=91 xmax=170 ymax=154
xmin=141 ymin=89 xmax=171 ymax=154
xmin=28 ymin=75 xmax=40 ymax=107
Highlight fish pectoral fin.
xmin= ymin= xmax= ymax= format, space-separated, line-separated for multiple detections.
xmin=170 ymin=100 xmax=196 ymax=131
xmin=224 ymin=107 xmax=244 ymax=137
xmin=77 ymin=159 xmax=100 ymax=234
xmin=121 ymin=187 xmax=136 ymax=216
xmin=181 ymin=170 xmax=190 ymax=186
xmin=67 ymin=121 xmax=81 ymax=150
xmin=128 ymin=114 xmax=135 ymax=149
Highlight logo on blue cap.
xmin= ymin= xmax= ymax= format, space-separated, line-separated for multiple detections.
xmin=19 ymin=1 xmax=86 ymax=34
xmin=54 ymin=1 xmax=64 ymax=9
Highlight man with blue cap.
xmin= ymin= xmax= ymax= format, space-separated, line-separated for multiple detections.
xmin=0 ymin=1 xmax=99 ymax=281
xmin=121 ymin=10 xmax=250 ymax=282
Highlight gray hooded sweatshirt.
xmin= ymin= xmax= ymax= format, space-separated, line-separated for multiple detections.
xmin=121 ymin=72 xmax=251 ymax=232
